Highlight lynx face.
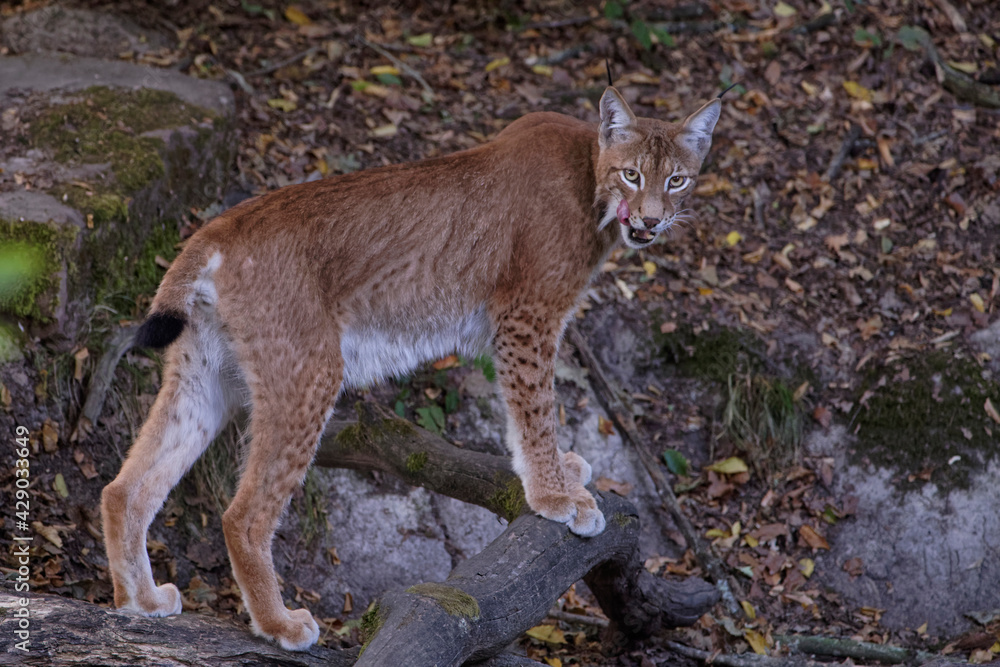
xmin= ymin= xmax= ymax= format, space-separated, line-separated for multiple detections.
xmin=595 ymin=88 xmax=721 ymax=249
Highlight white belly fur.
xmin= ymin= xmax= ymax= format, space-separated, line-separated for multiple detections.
xmin=340 ymin=304 xmax=493 ymax=388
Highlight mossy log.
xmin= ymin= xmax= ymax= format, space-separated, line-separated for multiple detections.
xmin=321 ymin=402 xmax=719 ymax=665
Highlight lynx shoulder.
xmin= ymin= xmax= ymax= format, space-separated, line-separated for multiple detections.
xmin=101 ymin=86 xmax=721 ymax=650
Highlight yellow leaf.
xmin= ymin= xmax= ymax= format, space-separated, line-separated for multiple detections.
xmin=526 ymin=624 xmax=566 ymax=644
xmin=485 ymin=56 xmax=510 ymax=73
xmin=371 ymin=124 xmax=398 ymax=138
xmin=916 ymin=621 xmax=928 ymax=635
xmin=741 ymin=600 xmax=757 ymax=620
xmin=773 ymin=1 xmax=797 ymax=17
xmin=598 ymin=415 xmax=616 ymax=436
xmin=545 ymin=659 xmax=563 ymax=667
xmin=267 ymin=98 xmax=297 ymax=112
xmin=745 ymin=629 xmax=768 ymax=655
xmin=799 ymin=557 xmax=815 ymax=578
xmin=705 ymin=528 xmax=728 ymax=538
xmin=970 ymin=293 xmax=986 ymax=313
xmin=370 ymin=65 xmax=400 ymax=76
xmin=744 ymin=534 xmax=759 ymax=547
xmin=706 ymin=456 xmax=749 ymax=475
xmin=933 ymin=308 xmax=953 ymax=317
xmin=407 ymin=33 xmax=433 ymax=47
xmin=726 ymin=231 xmax=743 ymax=247
xmin=843 ymin=80 xmax=872 ymax=102
xmin=642 ymin=261 xmax=656 ymax=278
xmin=32 ymin=521 xmax=62 ymax=548
xmin=284 ymin=5 xmax=311 ymax=26
xmin=947 ymin=60 xmax=978 ymax=74
xmin=731 ymin=521 xmax=741 ymax=538
xmin=53 ymin=473 xmax=69 ymax=498
xmin=799 ymin=524 xmax=830 ymax=550
xmin=532 ymin=64 xmax=554 ymax=77
xmin=698 ymin=287 xmax=713 ymax=296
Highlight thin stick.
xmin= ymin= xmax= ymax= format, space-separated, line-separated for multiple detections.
xmin=565 ymin=324 xmax=742 ymax=617
xmin=824 ymin=123 xmax=861 ymax=182
xmin=359 ymin=37 xmax=435 ymax=99
xmin=73 ymin=325 xmax=136 ymax=441
xmin=546 ymin=609 xmax=610 ymax=628
xmin=246 ymin=45 xmax=319 ymax=77
xmin=665 ymin=641 xmax=825 ymax=667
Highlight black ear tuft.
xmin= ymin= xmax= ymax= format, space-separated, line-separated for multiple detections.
xmin=605 ymin=59 xmax=614 ymax=87
xmin=134 ymin=311 xmax=186 ymax=349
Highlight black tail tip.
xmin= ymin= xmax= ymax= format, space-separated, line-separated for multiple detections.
xmin=134 ymin=311 xmax=186 ymax=349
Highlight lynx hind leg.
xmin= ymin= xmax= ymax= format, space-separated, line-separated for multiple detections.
xmin=101 ymin=325 xmax=235 ymax=617
xmin=222 ymin=346 xmax=340 ymax=651
xmin=493 ymin=309 xmax=605 ymax=537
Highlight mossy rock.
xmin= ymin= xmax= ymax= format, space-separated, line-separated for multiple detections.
xmin=853 ymin=351 xmax=1000 ymax=490
xmin=0 ymin=79 xmax=235 ymax=340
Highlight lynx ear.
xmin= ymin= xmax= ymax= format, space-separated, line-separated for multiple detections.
xmin=677 ymin=98 xmax=721 ymax=162
xmin=599 ymin=87 xmax=638 ymax=148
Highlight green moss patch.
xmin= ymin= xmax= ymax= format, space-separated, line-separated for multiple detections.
xmin=658 ymin=324 xmax=806 ymax=479
xmin=853 ymin=351 xmax=1000 ymax=490
xmin=405 ymin=583 xmax=480 ymax=619
xmin=405 ymin=451 xmax=428 ymax=473
xmin=90 ymin=220 xmax=180 ymax=315
xmin=33 ymin=86 xmax=212 ymax=196
xmin=0 ymin=219 xmax=77 ymax=321
xmin=485 ymin=473 xmax=526 ymax=522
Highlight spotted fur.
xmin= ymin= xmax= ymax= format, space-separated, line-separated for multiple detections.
xmin=101 ymin=86 xmax=720 ymax=651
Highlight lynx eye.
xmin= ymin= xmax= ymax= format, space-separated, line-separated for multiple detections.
xmin=622 ymin=168 xmax=640 ymax=183
xmin=668 ymin=175 xmax=688 ymax=189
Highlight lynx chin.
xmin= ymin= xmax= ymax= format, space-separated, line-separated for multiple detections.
xmin=101 ymin=85 xmax=721 ymax=651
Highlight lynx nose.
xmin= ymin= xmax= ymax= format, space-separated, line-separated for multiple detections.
xmin=642 ymin=217 xmax=660 ymax=230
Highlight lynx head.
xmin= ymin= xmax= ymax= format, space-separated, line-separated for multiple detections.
xmin=595 ymin=86 xmax=721 ymax=249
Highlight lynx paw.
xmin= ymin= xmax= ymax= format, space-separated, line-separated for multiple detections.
xmin=118 ymin=583 xmax=183 ymax=617
xmin=561 ymin=450 xmax=593 ymax=486
xmin=252 ymin=607 xmax=320 ymax=652
xmin=528 ymin=485 xmax=606 ymax=537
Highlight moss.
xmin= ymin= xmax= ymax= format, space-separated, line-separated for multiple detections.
xmin=659 ymin=324 xmax=806 ymax=480
xmin=376 ymin=416 xmax=419 ymax=439
xmin=611 ymin=512 xmax=636 ymax=528
xmin=405 ymin=451 xmax=428 ymax=473
xmin=0 ymin=218 xmax=77 ymax=321
xmin=334 ymin=422 xmax=369 ymax=451
xmin=90 ymin=220 xmax=181 ymax=315
xmin=486 ymin=473 xmax=526 ymax=522
xmin=405 ymin=583 xmax=480 ymax=620
xmin=32 ymin=86 xmax=213 ymax=196
xmin=359 ymin=602 xmax=385 ymax=655
xmin=853 ymin=351 xmax=1000 ymax=490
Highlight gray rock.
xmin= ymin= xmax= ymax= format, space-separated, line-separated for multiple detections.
xmin=810 ymin=426 xmax=1000 ymax=636
xmin=1 ymin=6 xmax=169 ymax=60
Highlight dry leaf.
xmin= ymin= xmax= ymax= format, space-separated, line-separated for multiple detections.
xmin=843 ymin=80 xmax=872 ymax=102
xmin=41 ymin=419 xmax=59 ymax=453
xmin=432 ymin=355 xmax=460 ymax=370
xmin=526 ymin=624 xmax=566 ymax=644
xmin=745 ymin=629 xmax=768 ymax=654
xmin=985 ymin=398 xmax=1000 ymax=425
xmin=597 ymin=415 xmax=615 ymax=436
xmin=32 ymin=522 xmax=63 ymax=548
xmin=73 ymin=347 xmax=89 ymax=382
xmin=594 ymin=477 xmax=633 ymax=496
xmin=343 ymin=591 xmax=353 ymax=613
xmin=706 ymin=457 xmax=749 ymax=475
xmin=799 ymin=524 xmax=830 ymax=550
xmin=284 ymin=5 xmax=311 ymax=25
xmin=485 ymin=57 xmax=510 ymax=73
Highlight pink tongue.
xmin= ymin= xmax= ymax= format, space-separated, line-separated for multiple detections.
xmin=617 ymin=199 xmax=631 ymax=226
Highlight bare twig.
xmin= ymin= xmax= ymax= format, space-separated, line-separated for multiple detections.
xmin=246 ymin=45 xmax=319 ymax=77
xmin=546 ymin=608 xmax=610 ymax=628
xmin=777 ymin=634 xmax=957 ymax=665
xmin=73 ymin=325 xmax=136 ymax=441
xmin=665 ymin=641 xmax=825 ymax=667
xmin=565 ymin=325 xmax=742 ymax=617
xmin=825 ymin=123 xmax=861 ymax=182
xmin=358 ymin=36 xmax=435 ymax=99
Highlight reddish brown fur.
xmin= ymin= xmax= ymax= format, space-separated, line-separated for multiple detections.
xmin=101 ymin=87 xmax=720 ymax=650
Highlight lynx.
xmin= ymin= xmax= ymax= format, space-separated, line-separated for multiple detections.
xmin=101 ymin=85 xmax=720 ymax=650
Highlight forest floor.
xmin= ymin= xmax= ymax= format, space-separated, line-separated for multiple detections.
xmin=2 ymin=0 xmax=999 ymax=664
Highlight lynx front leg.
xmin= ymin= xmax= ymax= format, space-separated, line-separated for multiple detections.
xmin=101 ymin=329 xmax=234 ymax=616
xmin=492 ymin=310 xmax=605 ymax=537
xmin=222 ymin=348 xmax=340 ymax=651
